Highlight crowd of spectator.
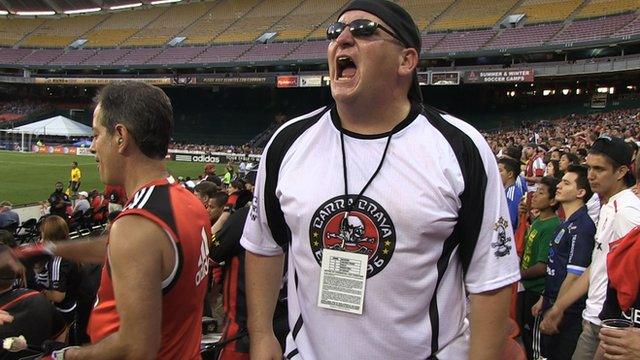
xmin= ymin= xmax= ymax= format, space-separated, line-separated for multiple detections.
xmin=0 ymin=100 xmax=52 ymax=119
xmin=168 ymin=142 xmax=263 ymax=155
xmin=489 ymin=107 xmax=640 ymax=360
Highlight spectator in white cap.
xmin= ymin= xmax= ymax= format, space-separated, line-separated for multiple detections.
xmin=73 ymin=191 xmax=91 ymax=214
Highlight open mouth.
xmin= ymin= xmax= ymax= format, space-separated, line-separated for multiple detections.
xmin=336 ymin=56 xmax=357 ymax=80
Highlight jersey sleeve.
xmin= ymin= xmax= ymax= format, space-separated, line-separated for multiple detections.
xmin=567 ymin=224 xmax=596 ymax=276
xmin=440 ymin=116 xmax=521 ymax=294
xmin=240 ymin=147 xmax=285 ymax=256
xmin=49 ymin=258 xmax=71 ymax=292
xmin=613 ymin=201 xmax=640 ymax=240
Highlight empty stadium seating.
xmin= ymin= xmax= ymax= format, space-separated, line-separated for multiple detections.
xmin=0 ymin=48 xmax=32 ymax=64
xmin=49 ymin=49 xmax=96 ymax=66
xmin=513 ymin=0 xmax=583 ymax=24
xmin=20 ymin=15 xmax=106 ymax=48
xmin=0 ymin=18 xmax=45 ymax=47
xmin=271 ymin=0 xmax=347 ymax=41
xmin=84 ymin=7 xmax=166 ymax=48
xmin=190 ymin=44 xmax=253 ymax=64
xmin=82 ymin=48 xmax=130 ymax=66
xmin=431 ymin=29 xmax=497 ymax=53
xmin=0 ymin=0 xmax=638 ymax=68
xmin=213 ymin=0 xmax=299 ymax=44
xmin=551 ymin=12 xmax=636 ymax=44
xmin=118 ymin=47 xmax=163 ymax=65
xmin=397 ymin=0 xmax=456 ymax=30
xmin=123 ymin=2 xmax=213 ymax=47
xmin=284 ymin=40 xmax=328 ymax=60
xmin=237 ymin=42 xmax=298 ymax=62
xmin=148 ymin=46 xmax=206 ymax=65
xmin=18 ymin=49 xmax=63 ymax=66
xmin=420 ymin=33 xmax=447 ymax=53
xmin=486 ymin=23 xmax=563 ymax=49
xmin=576 ymin=0 xmax=639 ymax=19
xmin=614 ymin=14 xmax=640 ymax=38
xmin=430 ymin=0 xmax=519 ymax=31
xmin=181 ymin=0 xmax=262 ymax=45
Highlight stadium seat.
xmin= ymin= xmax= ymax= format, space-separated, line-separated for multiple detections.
xmin=20 ymin=15 xmax=106 ymax=48
xmin=15 ymin=218 xmax=39 ymax=245
xmin=271 ymin=0 xmax=348 ymax=41
xmin=182 ymin=0 xmax=262 ymax=45
xmin=213 ymin=0 xmax=299 ymax=44
xmin=576 ymin=0 xmax=640 ymax=19
xmin=84 ymin=7 xmax=166 ymax=48
xmin=614 ymin=14 xmax=640 ymax=37
xmin=396 ymin=0 xmax=456 ymax=30
xmin=122 ymin=2 xmax=213 ymax=47
xmin=0 ymin=18 xmax=45 ymax=47
xmin=550 ymin=12 xmax=636 ymax=44
xmin=513 ymin=0 xmax=583 ymax=24
xmin=431 ymin=29 xmax=497 ymax=53
xmin=485 ymin=23 xmax=563 ymax=49
xmin=430 ymin=0 xmax=519 ymax=31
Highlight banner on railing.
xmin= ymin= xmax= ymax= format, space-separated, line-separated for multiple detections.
xmin=464 ymin=69 xmax=535 ymax=83
xmin=170 ymin=152 xmax=261 ymax=163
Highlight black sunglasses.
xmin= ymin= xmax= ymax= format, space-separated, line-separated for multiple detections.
xmin=326 ymin=19 xmax=404 ymax=45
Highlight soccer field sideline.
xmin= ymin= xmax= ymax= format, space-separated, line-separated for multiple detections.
xmin=0 ymin=151 xmax=224 ymax=206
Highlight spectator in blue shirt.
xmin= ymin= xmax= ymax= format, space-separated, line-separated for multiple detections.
xmin=532 ymin=164 xmax=596 ymax=359
xmin=499 ymin=157 xmax=524 ymax=230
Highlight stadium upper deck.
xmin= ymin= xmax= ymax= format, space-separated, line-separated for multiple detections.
xmin=0 ymin=0 xmax=638 ymax=67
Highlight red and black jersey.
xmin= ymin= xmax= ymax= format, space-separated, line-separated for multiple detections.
xmin=88 ymin=176 xmax=211 ymax=360
xmin=212 ymin=207 xmax=288 ymax=359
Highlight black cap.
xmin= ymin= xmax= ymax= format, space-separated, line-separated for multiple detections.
xmin=590 ymin=135 xmax=633 ymax=166
xmin=339 ymin=0 xmax=423 ymax=104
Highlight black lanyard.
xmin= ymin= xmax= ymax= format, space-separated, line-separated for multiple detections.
xmin=339 ymin=130 xmax=392 ymax=216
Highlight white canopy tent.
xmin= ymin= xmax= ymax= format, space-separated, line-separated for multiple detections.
xmin=1 ymin=115 xmax=92 ymax=152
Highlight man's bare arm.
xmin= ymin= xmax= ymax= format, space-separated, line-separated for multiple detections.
xmin=50 ymin=236 xmax=108 ymax=264
xmin=65 ymin=216 xmax=164 ymax=360
xmin=245 ymin=251 xmax=285 ymax=360
xmin=469 ymin=285 xmax=512 ymax=360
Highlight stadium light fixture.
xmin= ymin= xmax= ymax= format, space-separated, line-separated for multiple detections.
xmin=16 ymin=11 xmax=56 ymax=16
xmin=596 ymin=87 xmax=608 ymax=93
xmin=110 ymin=3 xmax=143 ymax=10
xmin=576 ymin=89 xmax=582 ymax=95
xmin=0 ymin=10 xmax=8 ymax=15
xmin=64 ymin=8 xmax=101 ymax=14
xmin=150 ymin=0 xmax=182 ymax=4
xmin=608 ymin=87 xmax=615 ymax=95
xmin=562 ymin=89 xmax=570 ymax=95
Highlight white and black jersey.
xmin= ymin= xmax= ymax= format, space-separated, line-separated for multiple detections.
xmin=240 ymin=103 xmax=520 ymax=359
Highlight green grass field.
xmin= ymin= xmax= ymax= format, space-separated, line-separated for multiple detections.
xmin=0 ymin=151 xmax=224 ymax=206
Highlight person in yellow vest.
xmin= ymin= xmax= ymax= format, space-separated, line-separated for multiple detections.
xmin=69 ymin=161 xmax=82 ymax=197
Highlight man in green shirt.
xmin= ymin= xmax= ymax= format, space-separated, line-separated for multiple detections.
xmin=519 ymin=176 xmax=561 ymax=359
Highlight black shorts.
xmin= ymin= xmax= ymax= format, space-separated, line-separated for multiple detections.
xmin=70 ymin=181 xmax=80 ymax=192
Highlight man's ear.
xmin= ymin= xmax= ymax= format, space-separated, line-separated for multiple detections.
xmin=398 ymin=47 xmax=419 ymax=78
xmin=114 ymin=124 xmax=130 ymax=154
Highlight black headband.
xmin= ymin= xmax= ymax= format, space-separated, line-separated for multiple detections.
xmin=339 ymin=0 xmax=423 ymax=104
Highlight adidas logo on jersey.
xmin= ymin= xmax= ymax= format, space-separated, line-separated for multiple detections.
xmin=195 ymin=227 xmax=210 ymax=286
